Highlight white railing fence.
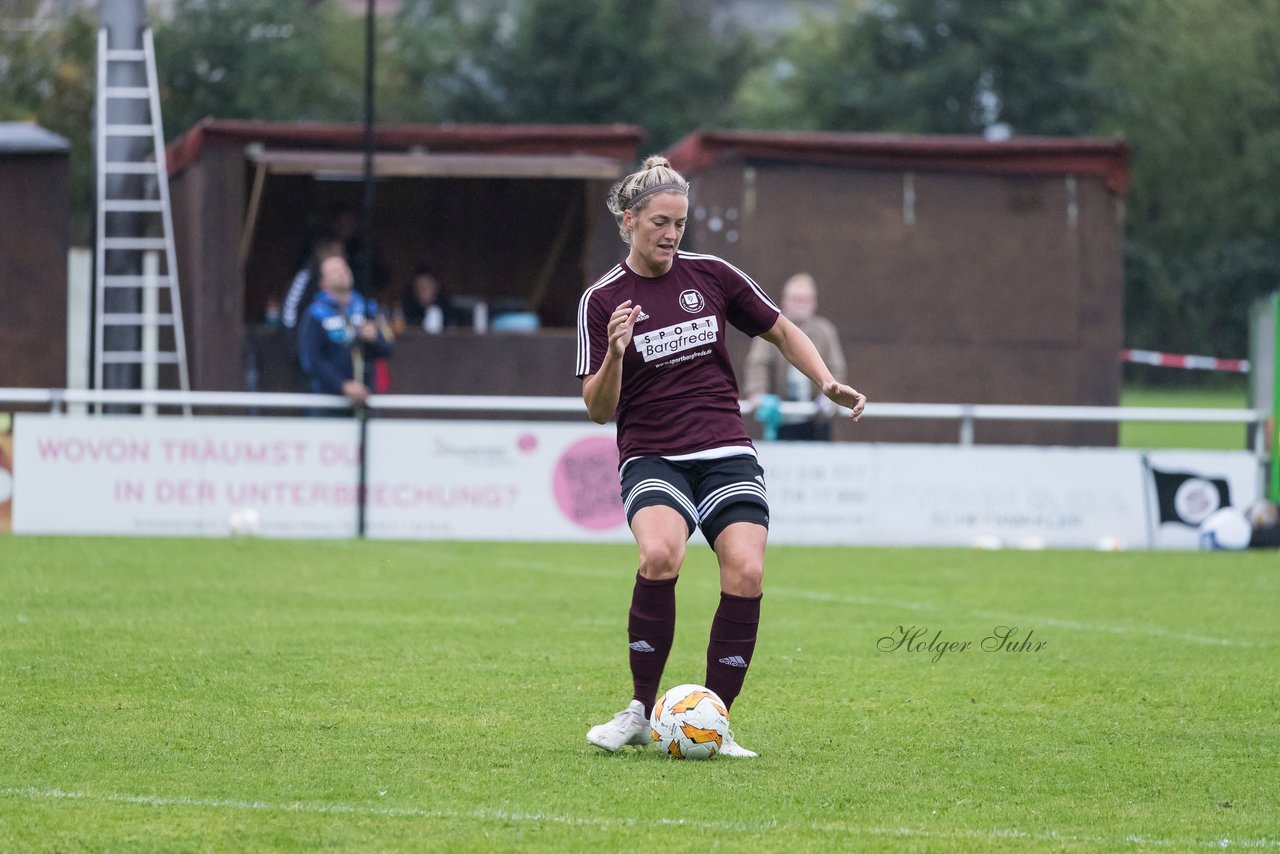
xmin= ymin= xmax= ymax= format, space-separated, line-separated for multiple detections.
xmin=0 ymin=387 xmax=1262 ymax=453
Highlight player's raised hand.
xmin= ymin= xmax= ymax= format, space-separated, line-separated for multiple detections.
xmin=822 ymin=381 xmax=867 ymax=421
xmin=607 ymin=300 xmax=643 ymax=358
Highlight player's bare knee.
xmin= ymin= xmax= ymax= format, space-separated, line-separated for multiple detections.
xmin=725 ymin=558 xmax=764 ymax=595
xmin=638 ymin=537 xmax=684 ymax=579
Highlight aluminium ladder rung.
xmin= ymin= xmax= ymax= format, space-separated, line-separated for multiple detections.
xmin=100 ymin=352 xmax=181 ymax=364
xmin=103 ymin=124 xmax=157 ymax=137
xmin=103 ymin=87 xmax=151 ymax=98
xmin=102 ymin=163 xmax=157 ymax=174
xmin=102 ymin=237 xmax=168 ymax=250
xmin=101 ymin=314 xmax=176 ymax=325
xmin=101 ymin=200 xmax=165 ymax=212
xmin=95 ymin=26 xmax=191 ymax=404
xmin=101 ymin=275 xmax=172 ymax=288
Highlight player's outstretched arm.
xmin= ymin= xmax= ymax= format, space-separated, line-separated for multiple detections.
xmin=582 ymin=300 xmax=643 ymax=424
xmin=760 ymin=314 xmax=867 ymax=420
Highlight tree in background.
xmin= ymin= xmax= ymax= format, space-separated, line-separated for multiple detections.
xmin=731 ymin=0 xmax=1117 ymax=137
xmin=476 ymin=0 xmax=756 ymax=149
xmin=154 ymin=0 xmax=365 ymax=137
xmin=379 ymin=0 xmax=506 ymax=123
xmin=1101 ymin=0 xmax=1280 ymax=360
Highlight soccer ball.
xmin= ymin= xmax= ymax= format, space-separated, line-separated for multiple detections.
xmin=1199 ymin=506 xmax=1251 ymax=551
xmin=228 ymin=507 xmax=261 ymax=537
xmin=650 ymin=684 xmax=729 ymax=760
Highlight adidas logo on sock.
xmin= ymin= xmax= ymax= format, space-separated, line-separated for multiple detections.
xmin=718 ymin=655 xmax=748 ymax=668
xmin=629 ymin=640 xmax=656 ymax=653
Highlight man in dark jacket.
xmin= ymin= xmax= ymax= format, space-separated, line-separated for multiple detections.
xmin=297 ymin=254 xmax=391 ymax=405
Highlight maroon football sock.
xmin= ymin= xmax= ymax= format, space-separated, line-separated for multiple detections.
xmin=705 ymin=591 xmax=761 ymax=711
xmin=628 ymin=573 xmax=677 ymax=717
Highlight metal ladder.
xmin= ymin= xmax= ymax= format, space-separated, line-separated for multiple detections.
xmin=94 ymin=27 xmax=190 ymax=412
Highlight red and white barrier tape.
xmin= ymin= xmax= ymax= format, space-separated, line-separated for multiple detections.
xmin=1122 ymin=348 xmax=1250 ymax=373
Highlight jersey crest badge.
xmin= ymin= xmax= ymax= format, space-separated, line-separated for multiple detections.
xmin=679 ymin=289 xmax=705 ymax=313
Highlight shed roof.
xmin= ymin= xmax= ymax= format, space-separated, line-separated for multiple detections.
xmin=0 ymin=122 xmax=70 ymax=155
xmin=167 ymin=119 xmax=646 ymax=177
xmin=665 ymin=130 xmax=1130 ymax=195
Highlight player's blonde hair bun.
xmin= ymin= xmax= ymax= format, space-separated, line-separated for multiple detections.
xmin=606 ymin=154 xmax=691 ymax=244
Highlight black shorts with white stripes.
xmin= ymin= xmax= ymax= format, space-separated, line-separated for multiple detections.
xmin=620 ymin=454 xmax=769 ymax=547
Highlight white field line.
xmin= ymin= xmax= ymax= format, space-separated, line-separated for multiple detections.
xmin=2 ymin=786 xmax=1277 ymax=849
xmin=766 ymin=587 xmax=1260 ymax=648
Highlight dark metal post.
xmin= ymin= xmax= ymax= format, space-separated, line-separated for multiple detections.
xmin=356 ymin=0 xmax=376 ymax=538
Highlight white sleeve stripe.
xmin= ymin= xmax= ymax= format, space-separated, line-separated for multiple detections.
xmin=282 ymin=268 xmax=311 ymax=328
xmin=575 ymin=266 xmax=625 ymax=376
xmin=577 ymin=266 xmax=623 ymax=358
xmin=676 ymin=251 xmax=779 ymax=312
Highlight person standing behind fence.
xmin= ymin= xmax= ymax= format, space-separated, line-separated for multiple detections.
xmin=297 ymin=254 xmax=391 ymax=406
xmin=282 ymin=236 xmax=346 ymax=333
xmin=743 ymin=273 xmax=848 ymax=441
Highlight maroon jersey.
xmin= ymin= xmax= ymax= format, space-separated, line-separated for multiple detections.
xmin=576 ymin=250 xmax=780 ymax=464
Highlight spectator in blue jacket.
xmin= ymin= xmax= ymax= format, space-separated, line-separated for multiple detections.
xmin=297 ymin=254 xmax=392 ymax=406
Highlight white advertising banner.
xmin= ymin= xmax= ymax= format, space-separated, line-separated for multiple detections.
xmin=11 ymin=415 xmax=1263 ymax=548
xmin=13 ymin=414 xmax=360 ymax=537
xmin=758 ymin=442 xmax=1153 ymax=549
xmin=363 ymin=420 xmax=629 ymax=542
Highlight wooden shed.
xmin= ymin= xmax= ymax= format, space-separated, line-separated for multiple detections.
xmin=164 ymin=119 xmax=645 ymax=394
xmin=0 ymin=123 xmax=69 ymax=389
xmin=665 ymin=130 xmax=1130 ymax=445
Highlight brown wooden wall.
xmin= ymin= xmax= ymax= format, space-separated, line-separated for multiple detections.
xmin=686 ymin=157 xmax=1124 ymax=445
xmin=0 ymin=152 xmax=69 ymax=388
xmin=169 ymin=143 xmax=248 ymax=391
xmin=252 ymin=327 xmax=582 ymax=398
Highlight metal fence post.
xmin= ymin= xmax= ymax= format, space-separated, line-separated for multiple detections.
xmin=959 ymin=405 xmax=975 ymax=445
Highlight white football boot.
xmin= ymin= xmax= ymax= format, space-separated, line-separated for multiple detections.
xmin=586 ymin=699 xmax=651 ymax=752
xmin=718 ymin=730 xmax=758 ymax=758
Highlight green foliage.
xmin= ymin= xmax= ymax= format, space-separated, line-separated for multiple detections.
xmin=475 ymin=0 xmax=756 ymax=149
xmin=731 ymin=0 xmax=1118 ymax=136
xmin=1 ymin=537 xmax=1277 ymax=849
xmin=154 ymin=0 xmax=367 ymax=136
xmin=1099 ymin=0 xmax=1280 ymax=358
xmin=378 ymin=0 xmax=506 ymax=123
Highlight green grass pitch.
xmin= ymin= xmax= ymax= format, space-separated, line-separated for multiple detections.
xmin=1 ymin=536 xmax=1277 ymax=852
xmin=1119 ymin=383 xmax=1251 ymax=450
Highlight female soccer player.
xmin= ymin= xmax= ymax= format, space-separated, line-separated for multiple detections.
xmin=578 ymin=155 xmax=866 ymax=757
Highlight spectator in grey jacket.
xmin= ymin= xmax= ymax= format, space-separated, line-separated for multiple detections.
xmin=743 ymin=273 xmax=848 ymax=441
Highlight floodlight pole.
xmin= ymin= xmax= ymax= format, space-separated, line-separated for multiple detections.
xmin=356 ymin=0 xmax=376 ymax=539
